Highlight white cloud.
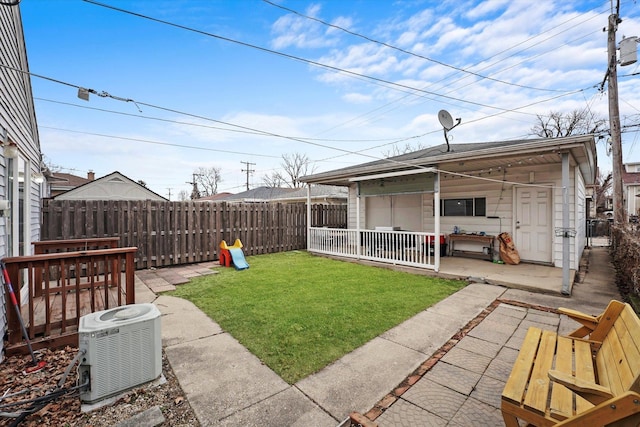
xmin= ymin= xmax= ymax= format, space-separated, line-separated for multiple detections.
xmin=465 ymin=0 xmax=511 ymax=20
xmin=25 ymin=0 xmax=640 ymax=192
xmin=342 ymin=92 xmax=373 ymax=104
xmin=270 ymin=3 xmax=350 ymax=50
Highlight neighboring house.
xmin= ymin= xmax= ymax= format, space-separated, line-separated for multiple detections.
xmin=195 ymin=192 xmax=233 ymax=202
xmin=623 ymin=162 xmax=640 ymax=218
xmin=213 ymin=185 xmax=347 ymax=204
xmin=53 ymin=171 xmax=167 ymax=201
xmin=48 ymin=171 xmax=94 ymax=197
xmin=1 ymin=4 xmax=44 ymax=361
xmin=215 ymin=186 xmax=297 ymax=203
xmin=585 ymin=183 xmax=597 ymax=219
xmin=270 ymin=185 xmax=347 ymax=205
xmin=301 ymin=135 xmax=597 ymax=274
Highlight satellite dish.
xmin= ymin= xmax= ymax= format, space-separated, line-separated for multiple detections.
xmin=438 ymin=110 xmax=454 ymax=130
xmin=437 ymin=109 xmax=462 ymax=152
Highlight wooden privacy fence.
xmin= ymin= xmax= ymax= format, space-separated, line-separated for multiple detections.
xmin=41 ymin=200 xmax=347 ymax=270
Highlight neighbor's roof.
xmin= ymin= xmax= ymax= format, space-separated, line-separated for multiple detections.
xmin=54 ymin=171 xmax=168 ymax=201
xmin=270 ymin=185 xmax=348 ymax=201
xmin=623 ymin=171 xmax=640 ymax=185
xmin=195 ymin=192 xmax=233 ymax=201
xmin=216 ymin=186 xmax=297 ymax=202
xmin=301 ymin=135 xmax=597 ymax=185
xmin=48 ymin=172 xmax=91 ymax=189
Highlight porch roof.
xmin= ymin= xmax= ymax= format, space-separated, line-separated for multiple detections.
xmin=301 ymin=135 xmax=597 ymax=186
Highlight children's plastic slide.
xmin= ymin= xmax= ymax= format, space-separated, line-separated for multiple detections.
xmin=228 ymin=247 xmax=249 ymax=270
xmin=219 ymin=239 xmax=249 ymax=270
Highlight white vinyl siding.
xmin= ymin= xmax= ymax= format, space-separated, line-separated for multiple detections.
xmin=341 ymin=154 xmax=590 ymax=270
xmin=1 ymin=5 xmax=43 ymax=361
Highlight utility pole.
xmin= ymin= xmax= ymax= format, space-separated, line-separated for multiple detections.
xmin=240 ymin=161 xmax=255 ymax=191
xmin=186 ymin=173 xmax=203 ymax=200
xmin=607 ymin=6 xmax=626 ymax=225
xmin=166 ymin=188 xmax=172 ymax=201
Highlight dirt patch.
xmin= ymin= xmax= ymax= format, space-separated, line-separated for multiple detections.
xmin=0 ymin=346 xmax=199 ymax=426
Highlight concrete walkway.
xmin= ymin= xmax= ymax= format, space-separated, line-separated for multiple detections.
xmin=134 ymin=245 xmax=621 ymax=426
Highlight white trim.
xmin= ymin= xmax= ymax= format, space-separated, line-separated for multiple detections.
xmin=348 ymin=168 xmax=437 ymax=182
xmin=434 ymin=171 xmax=440 ymax=272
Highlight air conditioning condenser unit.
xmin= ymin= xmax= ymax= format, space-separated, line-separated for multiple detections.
xmin=78 ymin=303 xmax=162 ymax=403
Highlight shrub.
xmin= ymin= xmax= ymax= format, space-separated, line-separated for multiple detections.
xmin=611 ymin=224 xmax=640 ymax=310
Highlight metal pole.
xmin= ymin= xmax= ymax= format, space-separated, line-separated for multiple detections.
xmin=356 ymin=185 xmax=361 ymax=258
xmin=561 ymin=152 xmax=571 ymax=295
xmin=306 ymin=184 xmax=311 ymax=251
xmin=434 ymin=171 xmax=441 ymax=272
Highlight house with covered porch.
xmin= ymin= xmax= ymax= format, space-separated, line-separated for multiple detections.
xmin=301 ymin=135 xmax=597 ymax=293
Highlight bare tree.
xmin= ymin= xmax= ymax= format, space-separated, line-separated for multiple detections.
xmin=277 ymin=153 xmax=315 ymax=188
xmin=594 ymin=170 xmax=612 ymax=214
xmin=193 ymin=166 xmax=223 ymax=196
xmin=262 ymin=171 xmax=286 ymax=188
xmin=177 ymin=189 xmax=190 ymax=201
xmin=383 ymin=142 xmax=426 ymax=158
xmin=531 ymin=109 xmax=606 ymax=138
xmin=42 ymin=154 xmax=64 ymax=174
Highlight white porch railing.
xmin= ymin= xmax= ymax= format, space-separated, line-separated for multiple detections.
xmin=308 ymin=227 xmax=441 ymax=269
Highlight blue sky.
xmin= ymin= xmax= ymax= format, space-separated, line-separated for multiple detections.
xmin=19 ymin=0 xmax=640 ymax=198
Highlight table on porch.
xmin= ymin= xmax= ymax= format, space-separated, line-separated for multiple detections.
xmin=448 ymin=233 xmax=495 ymax=260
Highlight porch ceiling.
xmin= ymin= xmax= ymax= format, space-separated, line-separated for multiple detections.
xmin=439 ymin=151 xmax=562 ymax=174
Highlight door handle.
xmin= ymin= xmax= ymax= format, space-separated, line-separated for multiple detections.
xmin=515 ymin=220 xmax=520 ymax=229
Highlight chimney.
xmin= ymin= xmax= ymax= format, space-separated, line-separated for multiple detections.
xmin=88 ymin=170 xmax=95 ymax=181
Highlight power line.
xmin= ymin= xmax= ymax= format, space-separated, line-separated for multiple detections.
xmin=26 ymin=66 xmax=592 ymax=166
xmin=39 ymin=126 xmax=281 ymax=158
xmin=262 ymin=0 xmax=567 ymax=93
xmin=76 ymin=0 xmax=605 ymax=168
xmin=34 ymin=97 xmax=424 ymax=144
xmin=1 ymin=62 xmax=408 ymax=164
xmin=80 ymin=0 xmax=582 ymax=115
xmin=262 ymin=0 xmax=609 ymax=136
xmin=4 ymin=57 xmax=598 ymax=179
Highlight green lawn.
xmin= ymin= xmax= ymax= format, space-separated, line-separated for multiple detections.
xmin=169 ymin=251 xmax=466 ymax=384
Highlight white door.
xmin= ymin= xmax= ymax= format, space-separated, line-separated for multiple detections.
xmin=515 ymin=186 xmax=552 ymax=263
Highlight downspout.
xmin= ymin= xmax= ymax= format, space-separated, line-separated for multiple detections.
xmin=434 ymin=171 xmax=440 ymax=272
xmin=561 ymin=153 xmax=570 ymax=295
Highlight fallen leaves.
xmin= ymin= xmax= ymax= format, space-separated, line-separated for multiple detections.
xmin=0 ymin=346 xmax=199 ymax=426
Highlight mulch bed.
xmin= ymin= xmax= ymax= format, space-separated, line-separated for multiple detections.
xmin=0 ymin=346 xmax=199 ymax=426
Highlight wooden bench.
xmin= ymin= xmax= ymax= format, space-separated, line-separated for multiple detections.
xmin=501 ymin=300 xmax=640 ymax=426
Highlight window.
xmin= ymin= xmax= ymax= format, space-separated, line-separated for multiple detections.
xmin=441 ymin=197 xmax=486 ymax=217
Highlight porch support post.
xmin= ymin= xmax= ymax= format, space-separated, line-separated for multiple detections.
xmin=434 ymin=171 xmax=441 ymax=272
xmin=356 ymin=187 xmax=361 ymax=258
xmin=561 ymin=152 xmax=570 ymax=295
xmin=307 ymin=184 xmax=311 ymax=251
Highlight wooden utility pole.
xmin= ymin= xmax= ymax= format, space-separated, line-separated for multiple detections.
xmin=186 ymin=173 xmax=202 ymax=200
xmin=607 ymin=11 xmax=625 ymax=225
xmin=241 ymin=161 xmax=255 ymax=191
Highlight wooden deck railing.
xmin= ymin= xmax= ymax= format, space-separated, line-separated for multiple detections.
xmin=32 ymin=237 xmax=121 ymax=297
xmin=2 ymin=247 xmax=137 ymax=355
xmin=33 ymin=237 xmax=121 ymax=254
